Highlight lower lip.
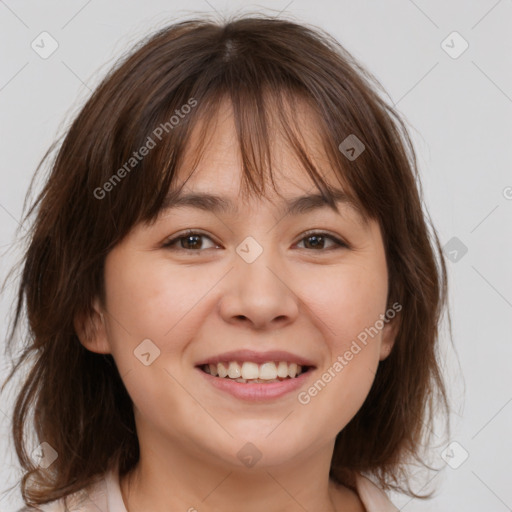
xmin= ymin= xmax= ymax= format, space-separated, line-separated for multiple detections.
xmin=196 ymin=367 xmax=314 ymax=401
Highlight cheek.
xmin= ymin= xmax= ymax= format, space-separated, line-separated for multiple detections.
xmin=101 ymin=254 xmax=207 ymax=423
xmin=295 ymin=260 xmax=388 ymax=430
xmin=296 ymin=261 xmax=388 ymax=351
xmin=103 ymin=252 xmax=202 ymax=338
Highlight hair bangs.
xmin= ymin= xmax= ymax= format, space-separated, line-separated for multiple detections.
xmin=132 ymin=81 xmax=371 ymax=231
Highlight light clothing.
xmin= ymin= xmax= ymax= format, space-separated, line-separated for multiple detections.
xmin=18 ymin=466 xmax=399 ymax=512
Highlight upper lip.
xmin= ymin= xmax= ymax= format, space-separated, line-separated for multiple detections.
xmin=195 ymin=349 xmax=316 ymax=368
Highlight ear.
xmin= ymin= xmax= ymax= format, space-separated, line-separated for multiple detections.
xmin=379 ymin=312 xmax=400 ymax=361
xmin=74 ymin=297 xmax=111 ymax=354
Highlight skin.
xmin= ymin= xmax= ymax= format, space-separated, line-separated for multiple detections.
xmin=77 ymin=98 xmax=398 ymax=512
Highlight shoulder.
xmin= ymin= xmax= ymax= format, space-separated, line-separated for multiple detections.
xmin=329 ymin=480 xmax=367 ymax=512
xmin=16 ymin=503 xmax=65 ymax=512
xmin=353 ymin=473 xmax=400 ymax=512
xmin=16 ymin=504 xmax=63 ymax=512
xmin=16 ymin=474 xmax=110 ymax=512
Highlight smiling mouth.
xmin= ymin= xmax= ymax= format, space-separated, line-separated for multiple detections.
xmin=198 ymin=361 xmax=315 ymax=384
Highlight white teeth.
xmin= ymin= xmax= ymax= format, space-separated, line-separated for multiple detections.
xmin=241 ymin=362 xmax=259 ymax=380
xmin=202 ymin=361 xmax=306 ymax=381
xmin=276 ymin=361 xmax=288 ymax=378
xmin=227 ymin=361 xmax=242 ymax=379
xmin=259 ymin=362 xmax=277 ymax=380
xmin=217 ymin=362 xmax=228 ymax=378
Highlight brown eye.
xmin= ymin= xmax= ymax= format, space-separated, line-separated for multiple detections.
xmin=162 ymin=230 xmax=348 ymax=253
xmin=295 ymin=232 xmax=347 ymax=251
xmin=163 ymin=231 xmax=218 ymax=251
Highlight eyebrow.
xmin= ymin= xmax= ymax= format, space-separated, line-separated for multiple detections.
xmin=159 ymin=189 xmax=357 ymax=217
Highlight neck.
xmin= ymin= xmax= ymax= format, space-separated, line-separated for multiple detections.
xmin=119 ymin=433 xmax=348 ymax=512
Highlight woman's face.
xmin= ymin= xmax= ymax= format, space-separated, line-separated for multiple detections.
xmin=81 ymin=100 xmax=398 ymax=474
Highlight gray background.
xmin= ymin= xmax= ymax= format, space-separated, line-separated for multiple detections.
xmin=1 ymin=1 xmax=511 ymax=510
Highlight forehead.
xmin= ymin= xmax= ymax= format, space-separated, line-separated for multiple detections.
xmin=169 ymin=97 xmax=347 ymax=209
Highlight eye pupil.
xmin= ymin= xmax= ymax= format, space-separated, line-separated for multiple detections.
xmin=164 ymin=231 xmax=345 ymax=253
xmin=305 ymin=235 xmax=324 ymax=249
xmin=183 ymin=235 xmax=201 ymax=250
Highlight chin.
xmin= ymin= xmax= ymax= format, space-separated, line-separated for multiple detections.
xmin=202 ymin=432 xmax=302 ymax=468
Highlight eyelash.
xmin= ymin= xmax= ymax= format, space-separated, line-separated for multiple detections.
xmin=162 ymin=229 xmax=349 ymax=253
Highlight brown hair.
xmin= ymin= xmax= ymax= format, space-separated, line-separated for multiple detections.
xmin=1 ymin=12 xmax=451 ymax=507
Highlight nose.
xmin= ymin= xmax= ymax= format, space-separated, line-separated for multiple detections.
xmin=218 ymin=246 xmax=299 ymax=331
